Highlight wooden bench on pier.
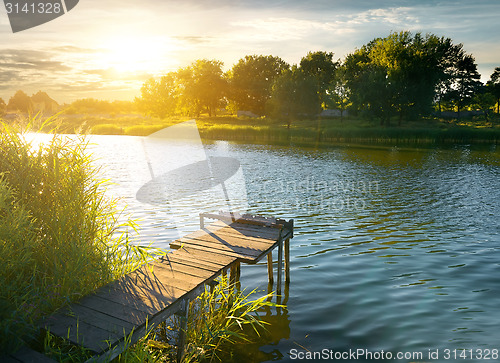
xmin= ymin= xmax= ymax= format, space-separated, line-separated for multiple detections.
xmin=6 ymin=213 xmax=293 ymax=363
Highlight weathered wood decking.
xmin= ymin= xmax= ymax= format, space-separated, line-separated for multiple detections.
xmin=9 ymin=213 xmax=292 ymax=363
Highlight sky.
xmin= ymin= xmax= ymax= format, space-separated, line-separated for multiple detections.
xmin=0 ymin=0 xmax=499 ymax=103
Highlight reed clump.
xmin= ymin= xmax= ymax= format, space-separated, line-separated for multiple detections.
xmin=0 ymin=122 xmax=152 ymax=354
xmin=121 ymin=275 xmax=280 ymax=363
xmin=179 ymin=276 xmax=277 ymax=363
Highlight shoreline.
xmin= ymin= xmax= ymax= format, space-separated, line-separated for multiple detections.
xmin=3 ymin=113 xmax=500 ymax=147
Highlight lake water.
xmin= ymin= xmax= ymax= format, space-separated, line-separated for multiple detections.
xmin=87 ymin=135 xmax=500 ymax=362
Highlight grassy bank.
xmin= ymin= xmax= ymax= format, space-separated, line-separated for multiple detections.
xmin=197 ymin=116 xmax=500 ymax=146
xmin=0 ymin=123 xmax=154 ymax=355
xmin=3 ymin=112 xmax=499 ymax=146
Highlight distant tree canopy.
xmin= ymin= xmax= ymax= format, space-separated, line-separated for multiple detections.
xmin=229 ymin=55 xmax=289 ymax=116
xmin=487 ymin=67 xmax=500 ymax=114
xmin=300 ymin=51 xmax=338 ymax=103
xmin=137 ymin=30 xmax=498 ymax=124
xmin=7 ymin=90 xmax=33 ymax=113
xmin=64 ymin=98 xmax=137 ymax=115
xmin=268 ymin=66 xmax=320 ymax=126
xmin=138 ymin=59 xmax=227 ymax=118
xmin=343 ymin=31 xmax=483 ymax=125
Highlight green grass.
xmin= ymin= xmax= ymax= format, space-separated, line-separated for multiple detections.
xmin=0 ymin=122 xmax=158 ymax=355
xmin=195 ymin=115 xmax=500 ymax=146
xmin=4 ymin=112 xmax=499 ymax=146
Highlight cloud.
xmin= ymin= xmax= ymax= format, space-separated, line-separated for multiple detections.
xmin=173 ymin=36 xmax=214 ymax=45
xmin=0 ymin=0 xmax=498 ymax=100
xmin=0 ymin=49 xmax=72 ymax=72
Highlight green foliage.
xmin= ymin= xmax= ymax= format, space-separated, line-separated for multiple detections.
xmin=229 ymin=55 xmax=290 ymax=116
xmin=0 ymin=122 xmax=156 ymax=354
xmin=179 ymin=276 xmax=278 ymax=363
xmin=487 ymin=67 xmax=500 ymax=114
xmin=138 ymin=73 xmax=180 ymax=119
xmin=344 ymin=31 xmax=481 ymax=124
xmin=268 ymin=67 xmax=321 ymax=127
xmin=300 ymin=51 xmax=338 ymax=101
xmin=137 ymin=60 xmax=228 ymax=118
xmin=7 ymin=90 xmax=33 ymax=113
xmin=63 ymin=98 xmax=137 ymax=115
xmin=90 ymin=123 xmax=124 ymax=135
xmin=0 ymin=98 xmax=6 ymax=116
xmin=325 ymin=66 xmax=351 ymax=121
xmin=441 ymin=54 xmax=482 ymax=114
xmin=182 ymin=59 xmax=228 ymax=117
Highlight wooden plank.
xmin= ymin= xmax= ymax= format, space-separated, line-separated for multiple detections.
xmin=209 ymin=223 xmax=292 ymax=244
xmin=188 ymin=227 xmax=277 ymax=248
xmin=153 ymin=259 xmax=218 ymax=280
xmin=162 ymin=252 xmax=226 ymax=273
xmin=6 ymin=347 xmax=57 ymax=363
xmin=148 ymin=262 xmax=214 ymax=289
xmin=53 ymin=303 xmax=135 ymax=336
xmin=200 ymin=212 xmax=282 ymax=229
xmin=174 ymin=235 xmax=267 ymax=257
xmin=209 ymin=221 xmax=282 ymax=239
xmin=76 ymin=295 xmax=155 ymax=325
xmin=169 ymin=244 xmax=236 ymax=267
xmin=1 ymin=355 xmax=21 ymax=363
xmin=170 ymin=238 xmax=261 ymax=262
xmin=44 ymin=314 xmax=120 ymax=354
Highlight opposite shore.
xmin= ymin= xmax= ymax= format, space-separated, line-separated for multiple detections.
xmin=6 ymin=112 xmax=499 ymax=147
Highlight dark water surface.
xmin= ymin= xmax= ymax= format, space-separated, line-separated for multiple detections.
xmin=89 ymin=136 xmax=500 ymax=362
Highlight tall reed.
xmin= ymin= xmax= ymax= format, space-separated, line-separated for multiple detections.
xmin=0 ymin=122 xmax=152 ymax=354
xmin=179 ymin=276 xmax=278 ymax=363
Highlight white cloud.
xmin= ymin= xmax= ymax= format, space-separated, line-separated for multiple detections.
xmin=231 ymin=17 xmax=354 ymax=42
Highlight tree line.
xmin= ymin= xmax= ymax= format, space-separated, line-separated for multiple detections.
xmin=138 ymin=31 xmax=500 ymax=126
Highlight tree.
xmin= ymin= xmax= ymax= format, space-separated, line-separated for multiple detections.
xmin=0 ymin=98 xmax=6 ymax=116
xmin=486 ymin=67 xmax=500 ymax=114
xmin=325 ymin=65 xmax=351 ymax=122
xmin=181 ymin=59 xmax=228 ymax=117
xmin=137 ymin=73 xmax=179 ymax=118
xmin=344 ymin=31 xmax=479 ymax=124
xmin=7 ymin=90 xmax=33 ymax=113
xmin=471 ymin=85 xmax=496 ymax=121
xmin=267 ymin=66 xmax=320 ymax=128
xmin=229 ymin=55 xmax=289 ymax=115
xmin=300 ymin=51 xmax=338 ymax=105
xmin=441 ymin=54 xmax=482 ymax=117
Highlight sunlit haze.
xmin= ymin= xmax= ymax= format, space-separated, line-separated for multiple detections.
xmin=0 ymin=0 xmax=498 ymax=103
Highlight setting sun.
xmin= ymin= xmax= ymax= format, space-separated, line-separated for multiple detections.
xmin=96 ymin=35 xmax=179 ymax=74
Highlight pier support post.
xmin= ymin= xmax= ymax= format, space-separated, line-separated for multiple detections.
xmin=230 ymin=262 xmax=241 ymax=290
xmin=267 ymin=253 xmax=274 ymax=284
xmin=177 ymin=298 xmax=190 ymax=362
xmin=277 ymin=236 xmax=283 ymax=294
xmin=284 ymin=238 xmax=290 ymax=283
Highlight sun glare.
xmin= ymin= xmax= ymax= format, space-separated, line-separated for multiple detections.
xmin=97 ymin=35 xmax=178 ymax=74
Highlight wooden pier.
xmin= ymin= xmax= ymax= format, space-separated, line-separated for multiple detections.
xmin=6 ymin=213 xmax=293 ymax=363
